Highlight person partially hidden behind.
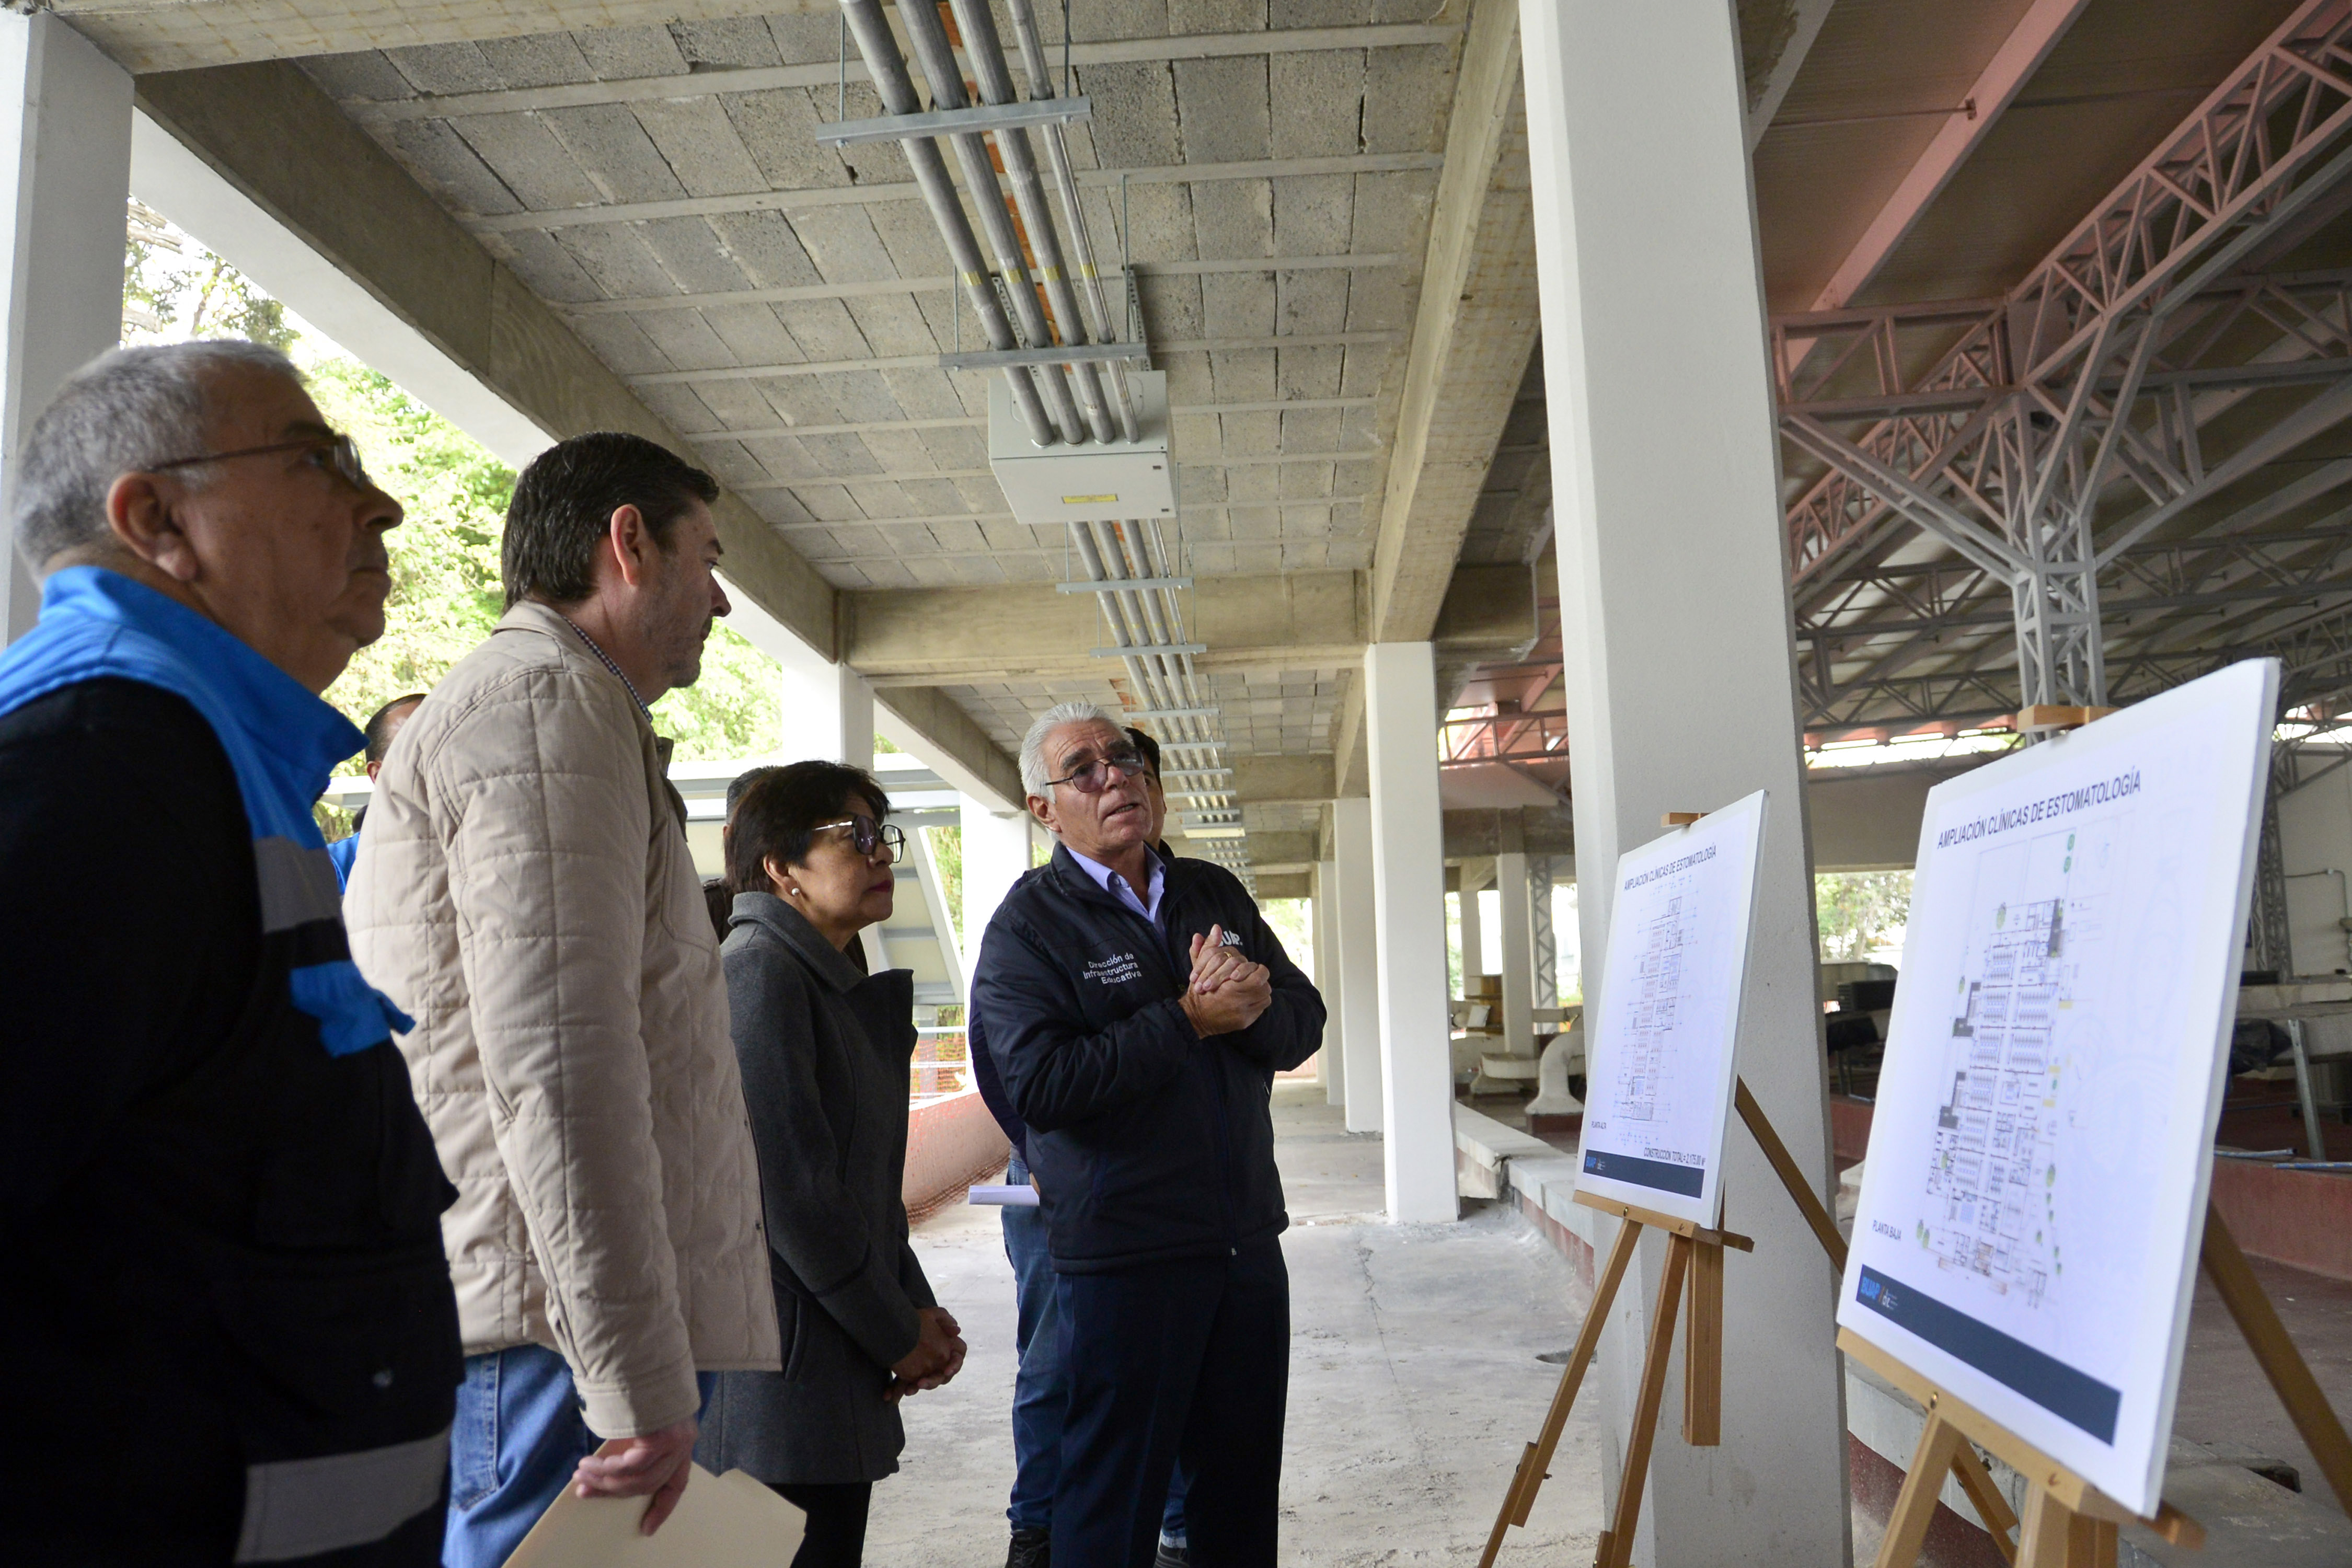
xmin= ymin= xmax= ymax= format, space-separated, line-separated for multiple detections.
xmin=327 ymin=691 xmax=424 ymax=889
xmin=969 ymin=723 xmax=1193 ymax=1568
xmin=973 ymin=702 xmax=1326 ymax=1568
xmin=0 ymin=340 xmax=461 ymax=1563
xmin=699 ymin=762 xmax=966 ymax=1566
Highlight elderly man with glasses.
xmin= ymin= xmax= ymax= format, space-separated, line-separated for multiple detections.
xmin=0 ymin=341 xmax=460 ymax=1563
xmin=972 ymin=701 xmax=1325 ymax=1568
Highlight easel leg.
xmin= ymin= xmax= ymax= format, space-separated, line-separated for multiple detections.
xmin=1873 ymin=1412 xmax=1965 ymax=1568
xmin=1682 ymin=1237 xmax=1724 ymax=1446
xmin=1475 ymin=1218 xmax=1645 ymax=1568
xmin=1947 ymin=1443 xmax=2020 ymax=1564
xmin=2063 ymin=1513 xmax=2117 ymax=1568
xmin=2013 ymin=1488 xmax=2071 ymax=1568
xmin=2201 ymin=1205 xmax=2352 ymax=1515
xmin=1596 ymin=1233 xmax=1691 ymax=1568
xmin=1735 ymin=1076 xmax=1848 ymax=1268
xmin=1739 ymin=1080 xmax=2028 ymax=1554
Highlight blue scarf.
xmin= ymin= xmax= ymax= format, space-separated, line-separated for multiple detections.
xmin=0 ymin=566 xmax=411 ymax=1055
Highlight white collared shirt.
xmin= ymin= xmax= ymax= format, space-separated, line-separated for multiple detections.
xmin=1069 ymin=845 xmax=1166 ymax=925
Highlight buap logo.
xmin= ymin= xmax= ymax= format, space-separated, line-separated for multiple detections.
xmin=1220 ymin=929 xmax=1244 ymax=947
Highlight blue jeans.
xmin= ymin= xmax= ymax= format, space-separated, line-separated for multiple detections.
xmin=1004 ymin=1155 xmax=1189 ymax=1543
xmin=445 ymin=1344 xmax=716 ymax=1568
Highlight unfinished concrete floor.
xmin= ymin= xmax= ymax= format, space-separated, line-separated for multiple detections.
xmin=868 ymin=1082 xmax=1605 ymax=1567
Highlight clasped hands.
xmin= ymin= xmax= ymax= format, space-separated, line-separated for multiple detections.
xmin=574 ymin=1305 xmax=969 ymax=1535
xmin=888 ymin=1306 xmax=967 ymax=1402
xmin=1179 ymin=923 xmax=1273 ymax=1038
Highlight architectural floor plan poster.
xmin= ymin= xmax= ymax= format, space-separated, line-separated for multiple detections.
xmin=1838 ymin=659 xmax=2279 ymax=1515
xmin=1574 ymin=789 xmax=1769 ymax=1229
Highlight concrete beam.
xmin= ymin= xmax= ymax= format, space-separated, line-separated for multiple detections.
xmin=1442 ymin=806 xmax=1572 ymax=859
xmin=1254 ymin=872 xmax=1311 ymax=900
xmin=1739 ymin=0 xmax=1836 ymax=147
xmin=1364 ymin=0 xmax=1539 ymax=647
xmin=1174 ymin=829 xmax=1317 ymax=868
xmin=1805 ymin=760 xmax=1989 ymax=871
xmin=61 ymin=1 xmax=827 ymax=74
xmin=1230 ymin=753 xmax=1336 ymax=805
xmin=843 ymin=571 xmax=1364 ymax=684
xmin=1434 ymin=563 xmax=1539 ymax=654
xmin=874 ymin=687 xmax=1025 ymax=818
xmin=131 ymin=61 xmax=836 ymax=656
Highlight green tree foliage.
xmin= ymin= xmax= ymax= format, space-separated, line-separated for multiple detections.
xmin=1816 ymin=870 xmax=1913 ymax=963
xmin=123 ymin=204 xmax=294 ymax=351
xmin=925 ymin=825 xmax=964 ymax=938
xmin=122 ymin=209 xmax=782 ymax=773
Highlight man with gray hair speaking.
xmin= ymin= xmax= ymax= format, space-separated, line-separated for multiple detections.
xmin=0 ymin=340 xmax=460 ymax=1563
xmin=972 ymin=701 xmax=1325 ymax=1568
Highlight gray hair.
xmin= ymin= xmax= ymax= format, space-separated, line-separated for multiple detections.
xmin=13 ymin=340 xmax=301 ymax=568
xmin=1019 ymin=699 xmax=1122 ymax=795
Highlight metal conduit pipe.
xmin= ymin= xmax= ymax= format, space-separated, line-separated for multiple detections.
xmin=1094 ymin=522 xmax=1173 ymax=653
xmin=944 ymin=0 xmax=1115 ymax=445
xmin=836 ymin=0 xmax=1055 ymax=446
xmin=1068 ymin=525 xmax=1162 ymax=709
xmin=892 ymin=0 xmax=1087 ymax=444
xmin=1002 ymin=0 xmax=1139 ymax=443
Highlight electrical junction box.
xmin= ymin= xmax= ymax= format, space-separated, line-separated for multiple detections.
xmin=989 ymin=368 xmax=1176 ymax=525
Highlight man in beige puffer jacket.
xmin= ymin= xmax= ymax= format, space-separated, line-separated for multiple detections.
xmin=348 ymin=433 xmax=778 ymax=1566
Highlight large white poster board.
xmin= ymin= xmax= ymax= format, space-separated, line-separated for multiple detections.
xmin=1838 ymin=659 xmax=2279 ymax=1515
xmin=1575 ymin=789 xmax=1769 ymax=1228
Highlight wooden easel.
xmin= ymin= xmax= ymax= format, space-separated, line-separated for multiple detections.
xmin=1854 ymin=700 xmax=2352 ymax=1568
xmin=1865 ymin=1202 xmax=2352 ymax=1568
xmin=1476 ymin=1078 xmax=2016 ymax=1568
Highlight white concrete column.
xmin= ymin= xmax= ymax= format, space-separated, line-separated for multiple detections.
xmin=1330 ymin=797 xmax=1382 ymax=1134
xmin=781 ymin=658 xmax=873 ymax=766
xmin=1314 ymin=859 xmax=1346 ymax=1104
xmin=1522 ymin=2 xmax=1847 ymax=1563
xmin=1456 ymin=869 xmax=1484 ymax=990
xmin=1496 ymin=851 xmax=1535 ymax=1058
xmin=0 ymin=14 xmax=132 ymax=643
xmin=1363 ymin=641 xmax=1457 ymax=1225
xmin=960 ymin=795 xmax=1032 ymax=1001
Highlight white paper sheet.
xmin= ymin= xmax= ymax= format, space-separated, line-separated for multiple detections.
xmin=1838 ymin=659 xmax=2278 ymax=1514
xmin=504 ymin=1462 xmax=806 ymax=1568
xmin=1573 ymin=789 xmax=1770 ymax=1228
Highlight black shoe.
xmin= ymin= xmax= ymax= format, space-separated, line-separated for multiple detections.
xmin=1007 ymin=1526 xmax=1050 ymax=1568
xmin=1154 ymin=1542 xmax=1190 ymax=1568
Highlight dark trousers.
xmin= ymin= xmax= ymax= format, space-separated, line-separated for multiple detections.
xmin=1051 ymin=1240 xmax=1289 ymax=1568
xmin=1005 ymin=1154 xmax=1190 ymax=1539
xmin=771 ymin=1481 xmax=872 ymax=1568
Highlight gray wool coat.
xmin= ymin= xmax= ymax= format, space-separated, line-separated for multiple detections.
xmin=696 ymin=893 xmax=937 ymax=1486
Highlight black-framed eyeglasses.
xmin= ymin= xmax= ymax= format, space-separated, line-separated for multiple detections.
xmin=1044 ymin=746 xmax=1149 ymax=795
xmin=149 ymin=432 xmax=373 ymax=490
xmin=813 ymin=817 xmax=906 ymax=860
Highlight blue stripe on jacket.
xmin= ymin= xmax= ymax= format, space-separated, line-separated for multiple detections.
xmin=0 ymin=567 xmax=411 ymax=1055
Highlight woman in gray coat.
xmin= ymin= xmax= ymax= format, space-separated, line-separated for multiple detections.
xmin=698 ymin=761 xmax=966 ymax=1565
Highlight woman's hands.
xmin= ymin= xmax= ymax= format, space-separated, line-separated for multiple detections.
xmin=888 ymin=1306 xmax=967 ymax=1401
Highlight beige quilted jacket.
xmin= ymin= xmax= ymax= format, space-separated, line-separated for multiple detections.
xmin=347 ymin=601 xmax=778 ymax=1437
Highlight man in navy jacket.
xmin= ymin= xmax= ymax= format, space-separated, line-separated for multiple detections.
xmin=974 ymin=702 xmax=1324 ymax=1568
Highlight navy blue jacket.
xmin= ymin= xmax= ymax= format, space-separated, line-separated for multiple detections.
xmin=972 ymin=844 xmax=1324 ymax=1272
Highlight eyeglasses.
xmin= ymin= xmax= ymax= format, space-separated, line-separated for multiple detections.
xmin=1043 ymin=746 xmax=1149 ymax=795
xmin=813 ymin=817 xmax=906 ymax=860
xmin=149 ymin=432 xmax=373 ymax=490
